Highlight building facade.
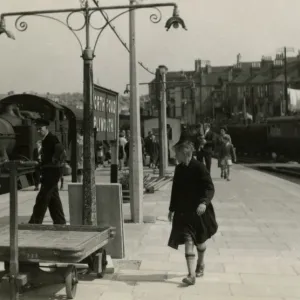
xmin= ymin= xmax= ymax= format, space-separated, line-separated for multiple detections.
xmin=147 ymin=52 xmax=300 ymax=125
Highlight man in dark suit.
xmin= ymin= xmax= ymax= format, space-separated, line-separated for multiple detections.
xmin=203 ymin=123 xmax=214 ymax=174
xmin=29 ymin=119 xmax=66 ymax=224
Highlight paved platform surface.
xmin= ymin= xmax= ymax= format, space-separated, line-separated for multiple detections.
xmin=0 ymin=161 xmax=300 ymax=299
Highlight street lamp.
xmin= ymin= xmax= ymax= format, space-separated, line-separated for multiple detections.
xmin=159 ymin=65 xmax=168 ymax=76
xmin=0 ymin=1 xmax=186 ymax=225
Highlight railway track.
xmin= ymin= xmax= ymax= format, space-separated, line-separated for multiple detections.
xmin=237 ymin=156 xmax=300 ymax=179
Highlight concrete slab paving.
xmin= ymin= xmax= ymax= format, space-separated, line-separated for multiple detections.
xmin=1 ymin=161 xmax=300 ymax=299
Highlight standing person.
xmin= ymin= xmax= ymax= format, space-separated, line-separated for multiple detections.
xmin=219 ymin=126 xmax=231 ymax=144
xmin=59 ymin=149 xmax=66 ymax=190
xmin=33 ymin=140 xmax=42 ymax=191
xmin=219 ymin=134 xmax=236 ymax=181
xmin=217 ymin=126 xmax=232 ymax=178
xmin=167 ymin=125 xmax=172 ymax=163
xmin=168 ymin=140 xmax=217 ymax=285
xmin=126 ymin=129 xmax=131 ymax=141
xmin=195 ymin=134 xmax=206 ymax=164
xmin=76 ymin=130 xmax=84 ymax=182
xmin=124 ymin=140 xmax=130 ymax=166
xmin=119 ymin=131 xmax=127 ymax=170
xmin=203 ymin=123 xmax=214 ymax=173
xmin=28 ymin=119 xmax=66 ymax=225
xmin=144 ymin=131 xmax=153 ymax=167
xmin=118 ymin=138 xmax=125 ymax=171
xmin=149 ymin=135 xmax=160 ymax=169
xmin=124 ymin=130 xmax=131 ymax=166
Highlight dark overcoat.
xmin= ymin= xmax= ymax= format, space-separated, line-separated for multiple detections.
xmin=168 ymin=158 xmax=218 ymax=249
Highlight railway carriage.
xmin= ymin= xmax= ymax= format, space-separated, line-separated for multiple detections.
xmin=266 ymin=116 xmax=300 ymax=161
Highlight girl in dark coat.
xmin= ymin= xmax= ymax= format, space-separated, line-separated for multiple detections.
xmin=168 ymin=140 xmax=218 ymax=286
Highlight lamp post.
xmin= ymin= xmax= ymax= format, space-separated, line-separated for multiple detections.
xmin=157 ymin=65 xmax=168 ymax=177
xmin=0 ymin=1 xmax=186 ymax=227
xmin=129 ymin=0 xmax=143 ymax=223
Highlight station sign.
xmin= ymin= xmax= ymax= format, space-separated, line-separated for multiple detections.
xmin=93 ymin=84 xmax=118 ymax=141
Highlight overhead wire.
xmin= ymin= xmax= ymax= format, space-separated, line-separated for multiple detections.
xmin=92 ymin=0 xmax=155 ymax=75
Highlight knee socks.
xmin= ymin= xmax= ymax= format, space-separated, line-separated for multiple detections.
xmin=185 ymin=253 xmax=196 ymax=277
xmin=185 ymin=238 xmax=196 ymax=277
xmin=196 ymin=245 xmax=206 ymax=267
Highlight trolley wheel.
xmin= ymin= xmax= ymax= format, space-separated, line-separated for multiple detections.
xmin=65 ymin=265 xmax=78 ymax=299
xmin=97 ymin=249 xmax=107 ymax=278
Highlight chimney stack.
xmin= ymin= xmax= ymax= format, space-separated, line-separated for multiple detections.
xmin=205 ymin=62 xmax=212 ymax=74
xmin=194 ymin=59 xmax=201 ymax=72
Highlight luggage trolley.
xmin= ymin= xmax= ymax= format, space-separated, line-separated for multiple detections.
xmin=0 ymin=160 xmax=116 ymax=300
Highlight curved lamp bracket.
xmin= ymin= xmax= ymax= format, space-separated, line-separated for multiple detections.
xmin=14 ymin=13 xmax=85 ymax=51
xmin=92 ymin=6 xmax=163 ymax=54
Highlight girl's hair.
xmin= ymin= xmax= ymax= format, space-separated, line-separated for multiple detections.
xmin=173 ymin=141 xmax=194 ymax=156
xmin=223 ymin=134 xmax=230 ymax=142
xmin=220 ymin=126 xmax=227 ymax=132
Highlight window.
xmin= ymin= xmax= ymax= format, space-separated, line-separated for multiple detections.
xmin=265 ymin=85 xmax=269 ymax=97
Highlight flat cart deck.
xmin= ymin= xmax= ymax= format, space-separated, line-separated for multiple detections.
xmin=0 ymin=160 xmax=116 ymax=300
xmin=0 ymin=224 xmax=115 ymax=299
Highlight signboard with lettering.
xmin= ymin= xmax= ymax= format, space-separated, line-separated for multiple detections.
xmin=93 ymin=84 xmax=118 ymax=141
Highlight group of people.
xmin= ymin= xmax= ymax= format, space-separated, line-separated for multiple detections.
xmin=118 ymin=129 xmax=160 ymax=170
xmin=27 ymin=118 xmax=233 ymax=288
xmin=181 ymin=123 xmax=236 ymax=181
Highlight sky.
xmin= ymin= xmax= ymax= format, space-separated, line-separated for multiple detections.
xmin=1 ymin=0 xmax=300 ymax=96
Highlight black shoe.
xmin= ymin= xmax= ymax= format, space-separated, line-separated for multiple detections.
xmin=182 ymin=275 xmax=196 ymax=285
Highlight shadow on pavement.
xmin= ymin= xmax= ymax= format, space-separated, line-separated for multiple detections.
xmin=0 ymin=282 xmax=66 ymax=300
xmin=0 ymin=215 xmax=31 ymax=224
xmin=113 ymin=273 xmax=190 ymax=288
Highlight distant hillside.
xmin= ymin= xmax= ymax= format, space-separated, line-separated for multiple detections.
xmin=0 ymin=92 xmax=150 ymax=114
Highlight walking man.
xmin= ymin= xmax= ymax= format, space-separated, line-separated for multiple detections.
xmin=29 ymin=118 xmax=66 ymax=224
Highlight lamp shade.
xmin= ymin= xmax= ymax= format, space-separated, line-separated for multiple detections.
xmin=158 ymin=65 xmax=168 ymax=75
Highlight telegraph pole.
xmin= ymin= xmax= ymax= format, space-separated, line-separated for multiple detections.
xmin=277 ymin=46 xmax=294 ymax=115
xmin=284 ymin=47 xmax=288 ymax=115
xmin=129 ymin=0 xmax=143 ymax=223
xmin=243 ymin=92 xmax=247 ymax=125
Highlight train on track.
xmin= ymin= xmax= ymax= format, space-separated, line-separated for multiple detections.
xmin=0 ymin=85 xmax=118 ymax=194
xmin=180 ymin=115 xmax=300 ymax=163
xmin=225 ymin=116 xmax=300 ymax=162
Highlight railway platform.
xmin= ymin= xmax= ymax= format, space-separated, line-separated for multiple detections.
xmin=0 ymin=160 xmax=300 ymax=299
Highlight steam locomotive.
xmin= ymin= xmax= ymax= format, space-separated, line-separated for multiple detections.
xmin=0 ymin=85 xmax=118 ymax=194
